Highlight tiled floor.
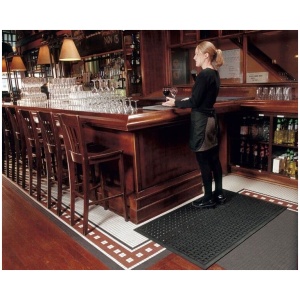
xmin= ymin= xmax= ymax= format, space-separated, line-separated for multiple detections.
xmin=58 ymin=173 xmax=298 ymax=247
xmin=23 ymin=172 xmax=295 ymax=269
xmin=221 ymin=174 xmax=298 ymax=203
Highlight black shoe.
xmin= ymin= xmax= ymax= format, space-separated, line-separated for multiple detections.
xmin=214 ymin=193 xmax=226 ymax=205
xmin=192 ymin=196 xmax=216 ymax=208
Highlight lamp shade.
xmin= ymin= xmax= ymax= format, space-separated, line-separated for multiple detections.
xmin=59 ymin=38 xmax=81 ymax=61
xmin=10 ymin=55 xmax=26 ymax=71
xmin=2 ymin=57 xmax=7 ymax=72
xmin=37 ymin=45 xmax=52 ymax=64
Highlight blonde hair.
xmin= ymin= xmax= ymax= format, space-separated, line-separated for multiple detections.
xmin=197 ymin=41 xmax=224 ymax=68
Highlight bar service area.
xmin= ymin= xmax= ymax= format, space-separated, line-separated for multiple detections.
xmin=2 ymin=30 xmax=298 ymax=227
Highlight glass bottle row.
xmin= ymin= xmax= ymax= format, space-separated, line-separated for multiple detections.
xmin=273 ymin=117 xmax=298 ymax=146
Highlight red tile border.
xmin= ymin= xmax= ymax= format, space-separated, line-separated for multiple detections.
xmin=239 ymin=189 xmax=298 ymax=212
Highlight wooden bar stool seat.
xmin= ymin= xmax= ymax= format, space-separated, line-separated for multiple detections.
xmin=36 ymin=111 xmax=69 ymax=215
xmin=58 ymin=113 xmax=128 ymax=235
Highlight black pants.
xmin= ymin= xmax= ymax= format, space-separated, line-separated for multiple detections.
xmin=195 ymin=146 xmax=223 ymax=197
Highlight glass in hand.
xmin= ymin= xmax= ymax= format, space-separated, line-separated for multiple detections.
xmin=162 ymin=87 xmax=170 ymax=101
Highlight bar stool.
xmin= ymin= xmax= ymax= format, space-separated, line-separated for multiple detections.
xmin=58 ymin=113 xmax=128 ymax=235
xmin=17 ymin=109 xmax=46 ymax=201
xmin=36 ymin=111 xmax=69 ymax=215
xmin=2 ymin=107 xmax=16 ymax=180
xmin=5 ymin=106 xmax=27 ymax=188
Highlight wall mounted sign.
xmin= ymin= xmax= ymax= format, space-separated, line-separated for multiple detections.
xmin=246 ymin=72 xmax=269 ymax=83
xmin=171 ymin=49 xmax=190 ymax=85
xmin=72 ymin=30 xmax=123 ymax=57
xmin=219 ymin=49 xmax=242 ymax=82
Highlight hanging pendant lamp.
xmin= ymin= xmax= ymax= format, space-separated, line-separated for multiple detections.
xmin=2 ymin=57 xmax=7 ymax=72
xmin=37 ymin=44 xmax=52 ymax=65
xmin=10 ymin=55 xmax=27 ymax=71
xmin=59 ymin=38 xmax=81 ymax=61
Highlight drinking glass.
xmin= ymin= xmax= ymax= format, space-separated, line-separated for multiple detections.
xmin=162 ymin=87 xmax=170 ymax=101
xmin=268 ymin=87 xmax=275 ymax=100
xmin=262 ymin=87 xmax=268 ymax=100
xmin=255 ymin=87 xmax=262 ymax=100
xmin=132 ymin=100 xmax=139 ymax=113
xmin=276 ymin=87 xmax=283 ymax=100
xmin=170 ymin=87 xmax=178 ymax=99
xmin=91 ymin=79 xmax=98 ymax=93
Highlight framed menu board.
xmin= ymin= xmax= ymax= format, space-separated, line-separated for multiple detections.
xmin=219 ymin=48 xmax=242 ymax=82
xmin=72 ymin=30 xmax=123 ymax=57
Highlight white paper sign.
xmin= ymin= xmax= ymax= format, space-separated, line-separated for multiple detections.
xmin=219 ymin=49 xmax=242 ymax=81
xmin=246 ymin=72 xmax=269 ymax=83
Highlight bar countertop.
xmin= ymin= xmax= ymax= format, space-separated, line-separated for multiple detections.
xmin=6 ymin=98 xmax=297 ymax=132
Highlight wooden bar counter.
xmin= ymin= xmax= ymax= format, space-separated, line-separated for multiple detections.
xmin=10 ymin=98 xmax=298 ymax=224
xmin=7 ymin=99 xmax=239 ymax=224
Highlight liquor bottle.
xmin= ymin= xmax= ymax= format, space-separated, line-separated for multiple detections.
xmin=258 ymin=144 xmax=265 ymax=170
xmin=130 ymin=33 xmax=136 ymax=49
xmin=135 ymin=50 xmax=140 ymax=65
xmin=294 ymin=155 xmax=298 ymax=179
xmin=252 ymin=143 xmax=258 ymax=168
xmin=130 ymin=71 xmax=137 ymax=84
xmin=135 ymin=36 xmax=141 ymax=65
xmin=249 ymin=116 xmax=256 ymax=139
xmin=136 ymin=72 xmax=142 ymax=84
xmin=251 ymin=117 xmax=259 ymax=140
xmin=287 ymin=150 xmax=295 ymax=177
xmin=262 ymin=119 xmax=270 ymax=142
xmin=263 ymin=144 xmax=269 ymax=171
xmin=274 ymin=118 xmax=283 ymax=144
xmin=245 ymin=141 xmax=251 ymax=167
xmin=131 ymin=50 xmax=136 ymax=67
xmin=294 ymin=119 xmax=298 ymax=146
xmin=240 ymin=116 xmax=248 ymax=139
xmin=287 ymin=119 xmax=295 ymax=146
xmin=239 ymin=140 xmax=245 ymax=166
xmin=281 ymin=118 xmax=288 ymax=144
xmin=284 ymin=149 xmax=291 ymax=176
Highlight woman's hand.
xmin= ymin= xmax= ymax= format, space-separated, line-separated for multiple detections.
xmin=162 ymin=97 xmax=175 ymax=106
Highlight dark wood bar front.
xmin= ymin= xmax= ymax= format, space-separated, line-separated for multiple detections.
xmin=6 ymin=104 xmax=203 ymax=223
xmin=6 ymin=98 xmax=297 ymax=223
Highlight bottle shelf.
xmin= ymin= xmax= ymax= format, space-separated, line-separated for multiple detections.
xmin=229 ymin=111 xmax=298 ymax=187
xmin=230 ymin=165 xmax=298 ymax=188
xmin=272 ymin=143 xmax=298 ymax=149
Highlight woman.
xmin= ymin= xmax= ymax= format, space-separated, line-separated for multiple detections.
xmin=162 ymin=41 xmax=226 ymax=208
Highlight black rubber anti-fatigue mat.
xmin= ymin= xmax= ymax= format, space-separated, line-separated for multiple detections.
xmin=134 ymin=190 xmax=286 ymax=269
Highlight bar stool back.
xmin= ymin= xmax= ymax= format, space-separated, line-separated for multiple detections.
xmin=36 ymin=111 xmax=69 ymax=215
xmin=2 ymin=107 xmax=16 ymax=180
xmin=5 ymin=106 xmax=27 ymax=188
xmin=58 ymin=113 xmax=128 ymax=235
xmin=17 ymin=109 xmax=45 ymax=201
